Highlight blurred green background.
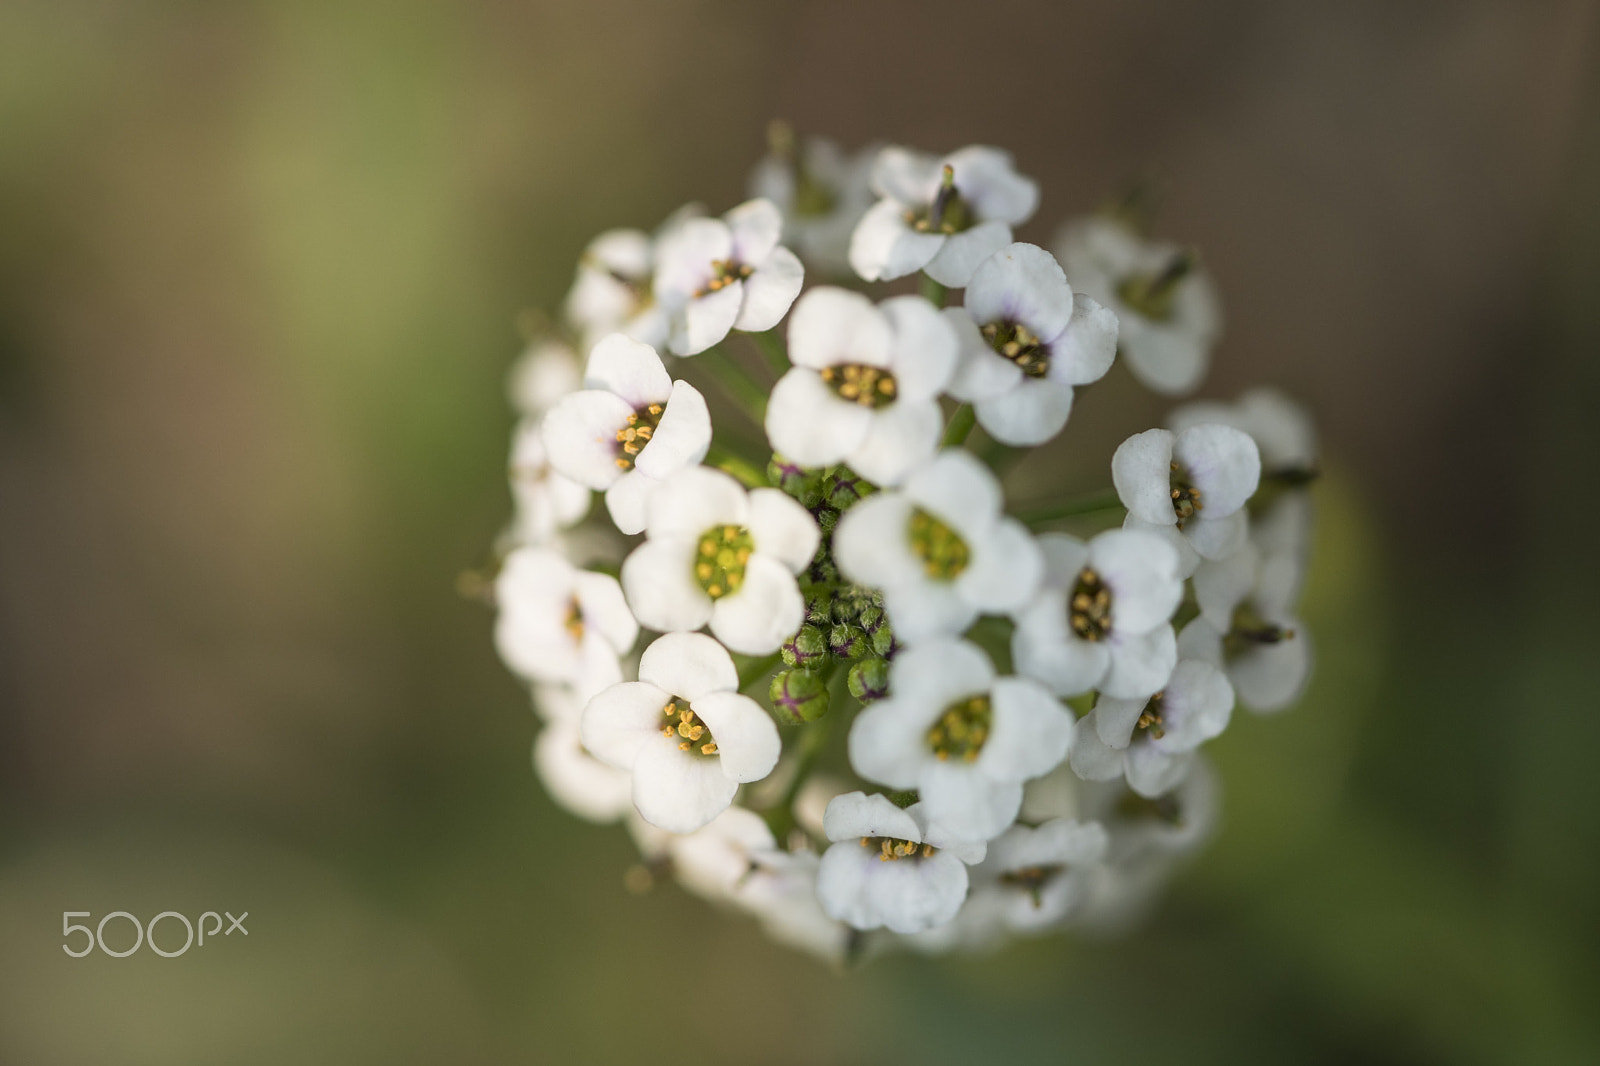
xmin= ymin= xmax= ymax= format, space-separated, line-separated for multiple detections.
xmin=2 ymin=2 xmax=1598 ymax=1063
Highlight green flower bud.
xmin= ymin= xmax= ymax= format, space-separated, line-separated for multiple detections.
xmin=825 ymin=467 xmax=875 ymax=510
xmin=847 ymin=657 xmax=890 ymax=702
xmin=829 ymin=623 xmax=868 ymax=661
xmin=768 ymin=455 xmax=826 ymax=509
xmin=781 ymin=624 xmax=828 ymax=668
xmin=859 ymin=604 xmax=895 ymax=657
xmin=769 ymin=668 xmax=830 ymax=724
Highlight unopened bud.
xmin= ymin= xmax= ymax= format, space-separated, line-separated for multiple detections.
xmin=781 ymin=624 xmax=828 ymax=668
xmin=829 ymin=623 xmax=868 ymax=661
xmin=847 ymin=658 xmax=890 ymax=702
xmin=768 ymin=668 xmax=831 ymax=724
xmin=769 ymin=455 xmax=827 ymax=509
xmin=825 ymin=468 xmax=874 ymax=510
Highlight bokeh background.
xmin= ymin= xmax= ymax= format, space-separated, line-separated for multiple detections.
xmin=3 ymin=2 xmax=1599 ymax=1063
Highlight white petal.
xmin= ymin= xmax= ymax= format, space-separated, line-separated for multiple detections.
xmin=494 ymin=608 xmax=573 ymax=684
xmin=691 ymin=690 xmax=781 ymax=782
xmin=872 ymin=852 xmax=971 ymax=934
xmin=1012 ymin=595 xmax=1110 ymax=697
xmin=1111 ymin=428 xmax=1178 ymax=525
xmin=974 ymin=379 xmax=1074 ymax=446
xmin=573 ymin=570 xmax=638 ymax=656
xmin=735 ymin=246 xmax=804 ymax=332
xmin=1230 ymin=625 xmax=1312 ymax=713
xmin=1068 ymin=715 xmax=1125 ymax=781
xmin=603 ymin=471 xmax=655 ymax=536
xmin=580 ymin=681 xmax=670 ymax=768
xmin=764 ymin=369 xmax=872 ymax=468
xmin=638 ymin=630 xmax=739 ymax=699
xmin=1120 ymin=320 xmax=1210 ymax=396
xmin=871 ymin=146 xmax=942 ymax=203
xmin=632 ymin=742 xmax=738 ymax=834
xmin=1048 ymin=293 xmax=1118 ymax=386
xmin=747 ymin=488 xmax=821 ymax=572
xmin=1187 ymin=510 xmax=1249 ymax=561
xmin=645 ymin=465 xmax=748 ymax=538
xmin=534 ymin=719 xmax=634 ymax=823
xmin=573 ymin=629 xmax=625 ymax=702
xmin=1093 ymin=695 xmax=1146 ymax=748
xmin=725 ymin=197 xmax=782 ymax=264
xmin=881 ymin=294 xmax=958 ymax=400
xmin=1125 ymin=745 xmax=1191 ymax=798
xmin=653 ymin=217 xmax=729 ymax=300
xmin=882 ymin=578 xmax=978 ymax=643
xmin=1153 ymin=659 xmax=1234 ymax=751
xmin=848 ymin=199 xmax=943 ymax=282
xmin=924 ymin=221 xmax=1012 ymax=288
xmin=542 ymin=390 xmax=634 ymax=489
xmin=1175 ymin=618 xmax=1225 ymax=669
xmin=832 ymin=492 xmax=923 ymax=589
xmin=943 ymin=307 xmax=1021 ymax=402
xmin=980 ymin=676 xmax=1074 ymax=780
xmin=1174 ymin=423 xmax=1261 ymax=518
xmin=787 ymin=286 xmax=891 ymax=370
xmin=918 ymin=760 xmax=1023 ymax=841
xmin=847 ymin=400 xmax=942 ymax=486
xmin=674 ymin=284 xmax=743 ymax=356
xmin=1089 ymin=529 xmax=1182 ymax=634
xmin=904 ymin=448 xmax=1001 ymax=530
xmin=965 ymin=242 xmax=1073 ymax=340
xmin=848 ymin=699 xmax=934 ymax=790
xmin=957 ymin=517 xmax=1043 ymax=614
xmin=1037 ymin=531 xmax=1090 ymax=585
xmin=633 ymin=379 xmax=712 ymax=480
xmin=945 ymin=146 xmax=1038 ymax=224
xmin=709 ymin=555 xmax=804 ymax=655
xmin=1101 ymin=625 xmax=1178 ymax=700
xmin=583 ymin=334 xmax=672 ymax=407
xmin=1123 ymin=515 xmax=1201 ymax=579
xmin=1192 ymin=543 xmax=1257 ymax=628
xmin=823 ymin=790 xmax=922 ymax=842
xmin=620 ymin=537 xmax=714 ymax=634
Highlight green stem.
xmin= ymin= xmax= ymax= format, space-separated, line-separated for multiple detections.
xmin=942 ymin=404 xmax=976 ymax=447
xmin=750 ymin=329 xmax=791 ymax=379
xmin=972 ymin=430 xmax=1022 ymax=475
xmin=1017 ymin=488 xmax=1124 ymax=527
xmin=737 ymin=650 xmax=783 ymax=692
xmin=919 ymin=273 xmax=947 ymax=309
xmin=696 ymin=346 xmax=769 ymax=423
xmin=707 ymin=443 xmax=769 ymax=489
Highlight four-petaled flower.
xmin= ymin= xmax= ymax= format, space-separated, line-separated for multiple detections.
xmin=1113 ymin=424 xmax=1262 ymax=577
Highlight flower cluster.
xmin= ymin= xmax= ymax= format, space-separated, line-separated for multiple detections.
xmin=484 ymin=130 xmax=1319 ymax=963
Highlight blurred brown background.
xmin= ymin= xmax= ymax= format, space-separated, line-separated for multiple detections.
xmin=2 ymin=2 xmax=1598 ymax=1063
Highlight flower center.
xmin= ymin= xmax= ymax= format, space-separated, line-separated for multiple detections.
xmin=563 ymin=596 xmax=585 ymax=644
xmin=1169 ymin=461 xmax=1202 ymax=528
xmin=858 ymin=836 xmax=937 ymax=862
xmin=999 ymin=863 xmax=1066 ymax=907
xmin=820 ymin=362 xmax=898 ymax=408
xmin=694 ymin=524 xmax=755 ymax=599
xmin=700 ymin=258 xmax=753 ymax=295
xmin=981 ymin=320 xmax=1051 ymax=378
xmin=1221 ymin=601 xmax=1295 ymax=660
xmin=908 ymin=508 xmax=970 ymax=580
xmin=904 ymin=163 xmax=974 ymax=235
xmin=614 ymin=403 xmax=664 ymax=471
xmin=659 ymin=697 xmax=719 ymax=757
xmin=1134 ymin=691 xmax=1166 ymax=740
xmin=1115 ymin=250 xmax=1195 ymax=323
xmin=1069 ymin=567 xmax=1113 ymax=641
xmin=927 ymin=694 xmax=992 ymax=761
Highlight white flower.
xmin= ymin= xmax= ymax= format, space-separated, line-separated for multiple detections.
xmin=1085 ymin=755 xmax=1221 ymax=865
xmin=494 ymin=546 xmax=637 ymax=699
xmin=507 ymin=337 xmax=582 ymax=419
xmin=741 ymin=849 xmax=855 ymax=964
xmin=1054 ymin=214 xmax=1221 ymax=395
xmin=849 ymin=146 xmax=1039 ymax=287
xmin=581 ymin=632 xmax=781 ymax=833
xmin=666 ymin=805 xmax=776 ymax=906
xmin=765 ymin=287 xmax=958 ymax=485
xmin=507 ymin=418 xmax=590 ymax=545
xmin=653 ymin=199 xmax=805 ymax=356
xmin=1113 ymin=424 xmax=1261 ymax=577
xmin=1069 ymin=658 xmax=1234 ymax=797
xmin=832 ymin=449 xmax=1042 ymax=643
xmin=1012 ymin=529 xmax=1183 ymax=700
xmin=1179 ymin=540 xmax=1311 ymax=713
xmin=963 ymin=819 xmax=1109 ymax=938
xmin=532 ymin=685 xmax=634 ymax=824
xmin=542 ymin=334 xmax=712 ymax=535
xmin=748 ymin=131 xmax=878 ymax=276
xmin=848 ymin=638 xmax=1073 ymax=840
xmin=621 ymin=465 xmax=818 ymax=655
xmin=563 ymin=228 xmax=669 ymax=353
xmin=816 ymin=791 xmax=985 ymax=935
xmin=945 ymin=243 xmax=1118 ymax=446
